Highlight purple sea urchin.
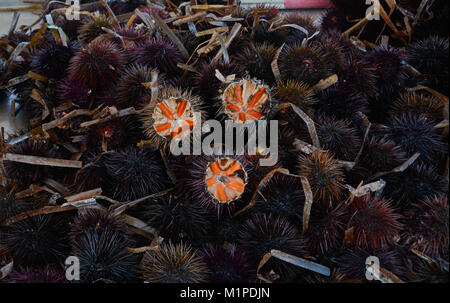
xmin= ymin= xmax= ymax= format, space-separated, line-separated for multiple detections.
xmin=403 ymin=195 xmax=449 ymax=258
xmin=30 ymin=40 xmax=79 ymax=79
xmin=128 ymin=38 xmax=182 ymax=77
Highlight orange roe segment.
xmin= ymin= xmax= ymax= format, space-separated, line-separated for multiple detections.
xmin=157 ymin=103 xmax=175 ymax=120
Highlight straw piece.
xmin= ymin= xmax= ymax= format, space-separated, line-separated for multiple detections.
xmin=290 ymin=103 xmax=320 ymax=148
xmin=258 ymin=250 xmax=331 ymax=278
xmin=300 ymin=176 xmax=313 ymax=234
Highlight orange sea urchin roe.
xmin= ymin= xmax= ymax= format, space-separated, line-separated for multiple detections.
xmin=152 ymin=97 xmax=196 ymax=140
xmin=205 ymin=158 xmax=247 ymax=203
xmin=222 ymin=79 xmax=271 ymax=123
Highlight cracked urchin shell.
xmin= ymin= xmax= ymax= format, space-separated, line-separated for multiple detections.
xmin=2 ymin=139 xmax=56 ymax=187
xmin=144 ymin=193 xmax=212 ymax=244
xmin=173 ymin=153 xmax=251 ymax=211
xmin=102 ymin=146 xmax=171 ymax=201
xmin=383 ymin=113 xmax=447 ymax=165
xmin=298 ymin=150 xmax=344 ymax=206
xmin=348 ymin=194 xmax=403 ymax=250
xmin=142 ymin=242 xmax=209 ymax=283
xmin=69 ymin=208 xmax=139 ymax=282
xmin=390 ymin=92 xmax=444 ymax=122
xmin=238 ymin=213 xmax=306 ymax=281
xmin=403 ymin=195 xmax=449 ymax=258
xmin=1 ymin=214 xmax=71 ymax=267
xmin=68 ymin=40 xmax=124 ymax=90
xmin=220 ymin=78 xmax=273 ymax=123
xmin=128 ymin=38 xmax=182 ymax=77
xmin=234 ymin=43 xmax=277 ymax=85
xmin=201 ymin=244 xmax=253 ymax=283
xmin=140 ymin=86 xmax=204 ymax=150
xmin=115 ymin=64 xmax=161 ymax=108
xmin=279 ymin=43 xmax=334 ymax=86
xmin=193 ymin=61 xmax=244 ymax=111
xmin=30 ymin=40 xmax=79 ymax=79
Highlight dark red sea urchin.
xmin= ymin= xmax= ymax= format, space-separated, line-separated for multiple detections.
xmin=201 ymin=244 xmax=253 ymax=283
xmin=361 ymin=48 xmax=406 ymax=94
xmin=348 ymin=194 xmax=403 ymax=250
xmin=68 ymin=40 xmax=125 ymax=90
xmin=114 ymin=64 xmax=160 ymax=108
xmin=403 ymin=195 xmax=449 ymax=258
xmin=406 ymin=36 xmax=449 ymax=94
xmin=336 ymin=246 xmax=405 ymax=282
